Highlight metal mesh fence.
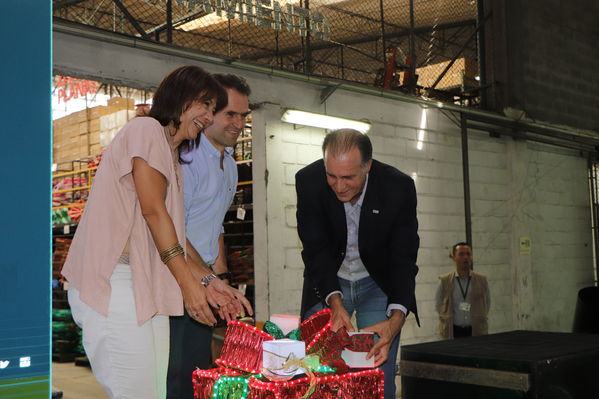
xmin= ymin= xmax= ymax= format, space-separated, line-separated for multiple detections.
xmin=54 ymin=0 xmax=480 ymax=104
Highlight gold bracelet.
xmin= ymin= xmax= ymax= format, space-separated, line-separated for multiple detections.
xmin=160 ymin=244 xmax=183 ymax=263
xmin=160 ymin=243 xmax=184 ymax=264
xmin=161 ymin=247 xmax=184 ymax=264
xmin=163 ymin=249 xmax=185 ymax=264
xmin=162 ymin=248 xmax=184 ymax=264
xmin=159 ymin=243 xmax=179 ymax=256
xmin=159 ymin=244 xmax=180 ymax=262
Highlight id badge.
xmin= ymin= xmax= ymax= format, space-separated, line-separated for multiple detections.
xmin=459 ymin=302 xmax=471 ymax=312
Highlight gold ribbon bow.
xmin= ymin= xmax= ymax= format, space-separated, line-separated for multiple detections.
xmin=263 ymin=351 xmax=323 ymax=399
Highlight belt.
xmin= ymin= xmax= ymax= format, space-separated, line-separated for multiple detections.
xmin=118 ymin=253 xmax=130 ymax=264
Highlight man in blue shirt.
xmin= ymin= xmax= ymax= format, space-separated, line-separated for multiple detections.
xmin=167 ymin=74 xmax=251 ymax=399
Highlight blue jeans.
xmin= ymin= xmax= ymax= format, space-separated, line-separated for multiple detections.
xmin=305 ymin=276 xmax=400 ymax=399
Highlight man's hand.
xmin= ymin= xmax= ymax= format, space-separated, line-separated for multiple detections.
xmin=361 ymin=310 xmax=405 ymax=367
xmin=328 ymin=294 xmax=355 ymax=332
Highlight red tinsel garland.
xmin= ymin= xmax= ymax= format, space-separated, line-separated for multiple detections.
xmin=247 ymin=369 xmax=384 ymax=399
xmin=300 ymin=309 xmax=332 ymax=346
xmin=195 ymin=311 xmax=384 ymax=399
xmin=193 ymin=368 xmax=232 ymax=399
xmin=215 ymin=321 xmax=274 ymax=373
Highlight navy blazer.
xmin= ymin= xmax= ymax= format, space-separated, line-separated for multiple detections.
xmin=295 ymin=158 xmax=420 ymax=324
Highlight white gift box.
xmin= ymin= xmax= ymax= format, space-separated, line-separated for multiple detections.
xmin=341 ymin=332 xmax=375 ymax=368
xmin=262 ymin=339 xmax=306 ymax=379
xmin=269 ymin=314 xmax=301 ymax=335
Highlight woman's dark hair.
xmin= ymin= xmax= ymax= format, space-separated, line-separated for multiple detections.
xmin=149 ymin=66 xmax=227 ymax=161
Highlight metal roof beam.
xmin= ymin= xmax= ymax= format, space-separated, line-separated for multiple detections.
xmin=111 ymin=0 xmax=151 ymax=41
xmin=54 ymin=0 xmax=88 ymax=11
xmin=466 ymin=122 xmax=597 ymax=154
xmin=245 ymin=19 xmax=476 ymax=61
xmin=467 ymin=114 xmax=599 ymax=149
xmin=145 ymin=9 xmax=210 ymax=35
xmin=323 ymin=4 xmax=407 ymax=31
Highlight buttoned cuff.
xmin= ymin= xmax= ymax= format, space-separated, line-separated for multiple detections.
xmin=325 ymin=290 xmax=343 ymax=306
xmin=387 ymin=304 xmax=407 ymax=317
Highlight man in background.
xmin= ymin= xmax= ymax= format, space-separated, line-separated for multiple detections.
xmin=436 ymin=242 xmax=490 ymax=339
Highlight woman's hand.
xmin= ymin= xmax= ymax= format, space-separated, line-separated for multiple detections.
xmin=180 ymin=279 xmax=217 ymax=326
xmin=206 ymin=279 xmax=254 ymax=323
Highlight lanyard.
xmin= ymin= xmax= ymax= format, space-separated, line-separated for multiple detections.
xmin=457 ymin=276 xmax=471 ymax=301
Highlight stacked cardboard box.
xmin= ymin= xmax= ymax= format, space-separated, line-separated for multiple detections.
xmin=53 ymin=97 xmax=137 ymax=166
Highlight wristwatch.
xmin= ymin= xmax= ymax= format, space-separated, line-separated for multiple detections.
xmin=217 ymin=272 xmax=233 ymax=281
xmin=200 ymin=273 xmax=218 ymax=287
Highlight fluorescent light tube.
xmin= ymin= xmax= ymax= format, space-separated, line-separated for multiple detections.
xmin=281 ymin=109 xmax=371 ymax=133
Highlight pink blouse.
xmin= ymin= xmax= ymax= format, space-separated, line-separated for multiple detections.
xmin=62 ymin=117 xmax=186 ymax=325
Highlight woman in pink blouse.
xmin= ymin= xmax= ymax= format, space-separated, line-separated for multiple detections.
xmin=62 ymin=66 xmax=252 ymax=399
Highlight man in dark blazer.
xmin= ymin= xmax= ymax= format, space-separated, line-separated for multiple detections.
xmin=295 ymin=129 xmax=419 ymax=399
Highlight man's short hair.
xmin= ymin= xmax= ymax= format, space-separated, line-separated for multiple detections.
xmin=452 ymin=242 xmax=472 ymax=256
xmin=322 ymin=129 xmax=372 ymax=167
xmin=212 ymin=74 xmax=250 ymax=113
xmin=213 ymin=72 xmax=250 ymax=95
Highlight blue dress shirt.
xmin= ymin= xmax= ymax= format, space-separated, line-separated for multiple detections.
xmin=182 ymin=134 xmax=237 ymax=265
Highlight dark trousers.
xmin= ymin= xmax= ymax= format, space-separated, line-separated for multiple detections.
xmin=453 ymin=325 xmax=472 ymax=338
xmin=167 ymin=311 xmax=212 ymax=399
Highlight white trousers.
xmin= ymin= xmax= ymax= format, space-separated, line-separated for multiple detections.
xmin=68 ymin=263 xmax=169 ymax=399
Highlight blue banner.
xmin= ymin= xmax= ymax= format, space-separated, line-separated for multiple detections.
xmin=0 ymin=1 xmax=51 ymax=397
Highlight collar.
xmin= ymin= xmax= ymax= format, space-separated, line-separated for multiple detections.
xmin=356 ymin=174 xmax=369 ymax=206
xmin=200 ymin=133 xmax=234 ymax=159
xmin=455 ymin=270 xmax=472 ymax=279
xmin=345 ymin=174 xmax=369 ymax=209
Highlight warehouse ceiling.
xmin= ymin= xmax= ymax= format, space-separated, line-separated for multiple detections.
xmin=53 ymin=0 xmax=480 ymax=104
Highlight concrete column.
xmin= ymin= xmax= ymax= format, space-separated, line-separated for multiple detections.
xmin=250 ymin=105 xmax=271 ymax=321
xmin=506 ymin=138 xmax=534 ymax=329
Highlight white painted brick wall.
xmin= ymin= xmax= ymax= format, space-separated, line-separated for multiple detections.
xmin=250 ymin=75 xmax=594 ymax=349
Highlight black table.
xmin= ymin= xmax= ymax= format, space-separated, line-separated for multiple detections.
xmin=400 ymin=330 xmax=599 ymax=399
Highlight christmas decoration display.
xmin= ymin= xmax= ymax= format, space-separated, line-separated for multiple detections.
xmin=341 ymin=332 xmax=375 ymax=369
xmin=247 ymin=368 xmax=384 ymax=399
xmin=264 ymin=320 xmax=301 ymax=340
xmin=194 ymin=309 xmax=384 ymax=399
xmin=67 ymin=200 xmax=85 ymax=223
xmin=193 ymin=366 xmax=383 ymax=399
xmin=215 ymin=320 xmax=274 ymax=374
xmin=52 ymin=175 xmax=89 ymax=207
xmin=300 ymin=309 xmax=333 ymax=349
xmin=268 ymin=314 xmax=301 ymax=336
xmin=307 ymin=327 xmax=375 ymax=373
xmin=262 ymin=339 xmax=306 ymax=380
